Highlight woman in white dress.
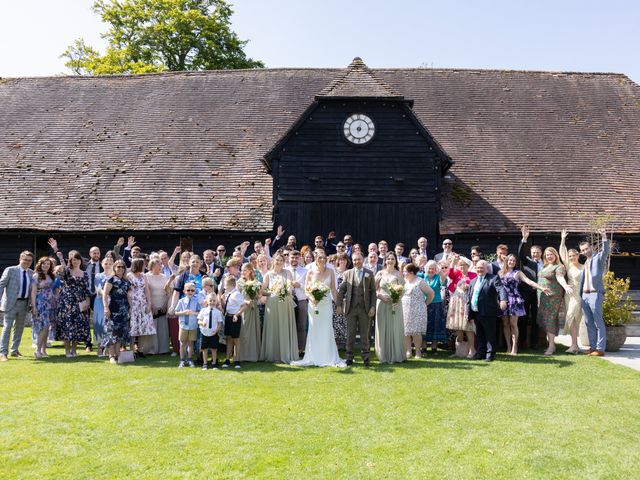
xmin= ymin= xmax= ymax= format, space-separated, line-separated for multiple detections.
xmin=292 ymin=250 xmax=346 ymax=368
xmin=559 ymin=228 xmax=584 ymax=354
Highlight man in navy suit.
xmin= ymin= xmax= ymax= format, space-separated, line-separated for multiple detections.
xmin=579 ymin=228 xmax=610 ymax=356
xmin=467 ymin=260 xmax=508 ymax=361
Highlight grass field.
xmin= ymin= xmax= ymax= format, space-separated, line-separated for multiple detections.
xmin=1 ymin=329 xmax=639 ymax=479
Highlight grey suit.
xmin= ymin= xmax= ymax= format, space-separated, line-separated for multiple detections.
xmin=0 ymin=265 xmax=33 ymax=355
xmin=336 ymin=267 xmax=376 ymax=362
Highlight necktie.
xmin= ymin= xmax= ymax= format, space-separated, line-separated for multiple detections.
xmin=20 ymin=270 xmax=28 ymax=298
xmin=209 ymin=309 xmax=213 ymax=329
xmin=90 ymin=263 xmax=96 ymax=292
xmin=355 ymin=269 xmax=361 ymax=285
xmin=471 ymin=276 xmax=485 ymax=311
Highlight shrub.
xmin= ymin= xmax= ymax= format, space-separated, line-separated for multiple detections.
xmin=602 ymin=271 xmax=635 ymax=326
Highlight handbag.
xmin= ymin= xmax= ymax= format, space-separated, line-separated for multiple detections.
xmin=455 ymin=339 xmax=470 ymax=358
xmin=79 ymin=299 xmax=90 ymax=312
xmin=117 ymin=350 xmax=135 ymax=364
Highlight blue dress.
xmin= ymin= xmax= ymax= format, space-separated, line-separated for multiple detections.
xmin=93 ymin=273 xmax=110 ymax=343
xmin=56 ymin=269 xmax=91 ymax=343
xmin=32 ymin=274 xmax=57 ymax=334
xmin=500 ymin=270 xmax=526 ymax=317
xmin=101 ymin=276 xmax=131 ymax=347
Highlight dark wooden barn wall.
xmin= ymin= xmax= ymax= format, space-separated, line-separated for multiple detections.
xmin=276 ymin=202 xmax=439 ymax=252
xmin=276 ymin=100 xmax=440 ymax=202
xmin=272 ymin=99 xmax=442 ymax=246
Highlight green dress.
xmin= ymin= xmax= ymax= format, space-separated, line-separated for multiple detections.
xmin=240 ymin=297 xmax=261 ymax=362
xmin=375 ymin=274 xmax=406 ymax=364
xmin=259 ymin=271 xmax=299 ymax=363
xmin=536 ymin=264 xmax=567 ymax=335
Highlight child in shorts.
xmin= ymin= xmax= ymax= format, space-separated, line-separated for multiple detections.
xmin=174 ymin=282 xmax=200 ymax=368
xmin=197 ymin=293 xmax=223 ymax=370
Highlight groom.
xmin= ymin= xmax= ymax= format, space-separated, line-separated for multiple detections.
xmin=336 ymin=253 xmax=376 ymax=366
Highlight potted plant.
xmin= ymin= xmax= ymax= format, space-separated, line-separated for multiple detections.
xmin=602 ymin=271 xmax=635 ymax=351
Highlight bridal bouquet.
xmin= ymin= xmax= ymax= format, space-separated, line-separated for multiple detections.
xmin=385 ymin=282 xmax=404 ymax=315
xmin=270 ymin=279 xmax=291 ymax=302
xmin=240 ymin=279 xmax=262 ymax=309
xmin=306 ymin=281 xmax=330 ymax=315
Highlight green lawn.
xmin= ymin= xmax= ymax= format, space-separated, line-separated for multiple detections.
xmin=1 ymin=329 xmax=639 ymax=480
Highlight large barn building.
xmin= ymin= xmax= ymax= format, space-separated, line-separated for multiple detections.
xmin=1 ymin=58 xmax=639 ymax=284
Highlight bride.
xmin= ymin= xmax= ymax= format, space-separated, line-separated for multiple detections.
xmin=292 ymin=251 xmax=346 ymax=368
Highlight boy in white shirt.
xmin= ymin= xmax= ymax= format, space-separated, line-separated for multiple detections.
xmin=221 ymin=276 xmax=246 ymax=369
xmin=174 ymin=282 xmax=200 ymax=368
xmin=197 ymin=293 xmax=223 ymax=370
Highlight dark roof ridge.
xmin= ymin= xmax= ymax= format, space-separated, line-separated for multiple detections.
xmin=0 ymin=66 xmax=633 ymax=82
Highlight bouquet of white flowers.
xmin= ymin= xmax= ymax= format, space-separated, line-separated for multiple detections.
xmin=270 ymin=279 xmax=291 ymax=302
xmin=385 ymin=282 xmax=404 ymax=315
xmin=306 ymin=280 xmax=330 ymax=314
xmin=240 ymin=279 xmax=262 ymax=309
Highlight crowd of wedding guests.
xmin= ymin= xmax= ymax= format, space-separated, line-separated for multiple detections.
xmin=0 ymin=224 xmax=610 ymax=366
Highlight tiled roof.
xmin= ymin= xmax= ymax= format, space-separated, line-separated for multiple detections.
xmin=1 ymin=63 xmax=639 ymax=234
xmin=317 ymin=57 xmax=404 ymax=99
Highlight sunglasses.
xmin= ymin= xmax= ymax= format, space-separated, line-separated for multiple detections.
xmin=185 ymin=289 xmax=195 ymax=292
xmin=443 ymin=243 xmax=452 ymax=246
xmin=115 ymin=266 xmax=125 ymax=269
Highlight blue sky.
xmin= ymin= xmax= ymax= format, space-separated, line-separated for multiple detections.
xmin=1 ymin=0 xmax=638 ymax=82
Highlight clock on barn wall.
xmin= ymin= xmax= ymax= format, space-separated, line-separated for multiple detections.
xmin=343 ymin=113 xmax=375 ymax=145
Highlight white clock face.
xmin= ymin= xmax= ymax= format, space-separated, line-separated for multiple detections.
xmin=343 ymin=114 xmax=375 ymax=145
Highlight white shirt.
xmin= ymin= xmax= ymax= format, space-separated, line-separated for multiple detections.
xmin=197 ymin=306 xmax=223 ymax=336
xmin=286 ymin=265 xmax=308 ymax=300
xmin=222 ymin=288 xmax=244 ymax=315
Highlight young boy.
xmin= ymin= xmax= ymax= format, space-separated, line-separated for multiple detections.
xmin=197 ymin=293 xmax=223 ymax=370
xmin=221 ymin=276 xmax=246 ymax=369
xmin=174 ymin=282 xmax=200 ymax=368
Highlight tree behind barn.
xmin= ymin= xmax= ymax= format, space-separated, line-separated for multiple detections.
xmin=62 ymin=0 xmax=264 ymax=75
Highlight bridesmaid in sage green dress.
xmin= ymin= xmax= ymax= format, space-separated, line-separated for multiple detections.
xmin=239 ymin=263 xmax=261 ymax=362
xmin=374 ymin=252 xmax=406 ymax=364
xmin=259 ymin=253 xmax=299 ymax=363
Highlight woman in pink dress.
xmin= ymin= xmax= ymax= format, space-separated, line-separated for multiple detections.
xmin=445 ymin=254 xmax=477 ymax=358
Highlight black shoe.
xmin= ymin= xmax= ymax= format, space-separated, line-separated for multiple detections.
xmin=472 ymin=354 xmax=483 ymax=360
xmin=484 ymin=356 xmax=495 ymax=362
xmin=363 ymin=358 xmax=370 ymax=367
xmin=346 ymin=359 xmax=353 ymax=366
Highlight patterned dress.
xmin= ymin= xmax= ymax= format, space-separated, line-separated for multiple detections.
xmin=500 ymin=270 xmax=526 ymax=317
xmin=446 ymin=269 xmax=476 ymax=332
xmin=401 ymin=278 xmax=428 ymax=335
xmin=32 ymin=274 xmax=57 ymax=334
xmin=537 ymin=264 xmax=567 ymax=335
xmin=56 ymin=269 xmax=91 ymax=343
xmin=332 ymin=271 xmax=348 ymax=348
xmin=102 ymin=276 xmax=131 ymax=347
xmin=127 ymin=272 xmax=156 ymax=337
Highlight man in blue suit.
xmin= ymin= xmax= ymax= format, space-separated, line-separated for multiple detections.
xmin=466 ymin=260 xmax=508 ymax=362
xmin=579 ymin=228 xmax=610 ymax=356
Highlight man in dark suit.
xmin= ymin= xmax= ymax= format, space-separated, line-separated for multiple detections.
xmin=518 ymin=225 xmax=544 ymax=348
xmin=466 ymin=260 xmax=508 ymax=362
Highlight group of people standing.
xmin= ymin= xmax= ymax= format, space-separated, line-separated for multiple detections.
xmin=0 ymin=225 xmax=610 ymax=366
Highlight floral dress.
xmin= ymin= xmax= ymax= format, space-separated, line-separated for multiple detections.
xmin=32 ymin=274 xmax=57 ymax=334
xmin=499 ymin=270 xmax=526 ymax=317
xmin=401 ymin=278 xmax=428 ymax=336
xmin=102 ymin=276 xmax=131 ymax=347
xmin=332 ymin=271 xmax=348 ymax=348
xmin=537 ymin=264 xmax=567 ymax=335
xmin=56 ymin=269 xmax=91 ymax=343
xmin=127 ymin=272 xmax=156 ymax=337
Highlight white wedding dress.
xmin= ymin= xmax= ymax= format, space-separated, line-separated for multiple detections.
xmin=291 ymin=275 xmax=346 ymax=368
